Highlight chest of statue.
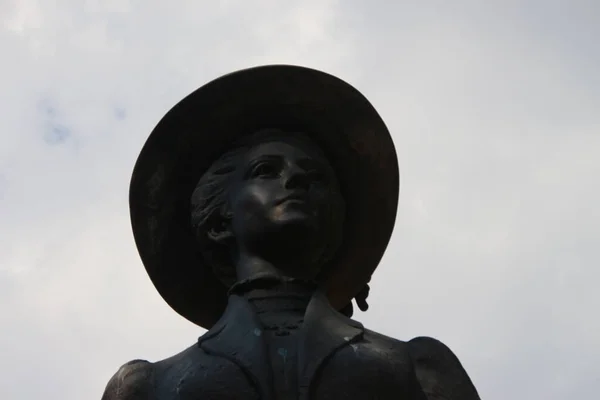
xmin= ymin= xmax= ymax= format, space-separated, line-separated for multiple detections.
xmin=151 ymin=294 xmax=423 ymax=400
xmin=163 ymin=337 xmax=422 ymax=400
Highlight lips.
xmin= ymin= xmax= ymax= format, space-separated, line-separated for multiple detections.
xmin=276 ymin=193 xmax=308 ymax=205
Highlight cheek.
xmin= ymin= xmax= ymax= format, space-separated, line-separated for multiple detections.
xmin=233 ymin=186 xmax=272 ymax=219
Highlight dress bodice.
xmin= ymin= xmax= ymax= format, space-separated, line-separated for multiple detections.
xmin=101 ymin=292 xmax=480 ymax=400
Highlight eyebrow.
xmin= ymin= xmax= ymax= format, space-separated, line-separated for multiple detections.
xmin=246 ymin=154 xmax=325 ymax=172
xmin=248 ymin=154 xmax=282 ymax=165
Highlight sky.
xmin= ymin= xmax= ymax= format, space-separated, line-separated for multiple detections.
xmin=1 ymin=1 xmax=599 ymax=399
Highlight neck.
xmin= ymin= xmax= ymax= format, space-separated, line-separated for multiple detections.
xmin=234 ymin=253 xmax=281 ymax=281
xmin=234 ymin=251 xmax=313 ymax=282
xmin=229 ymin=273 xmax=318 ymax=299
xmin=229 ymin=276 xmax=316 ymax=333
xmin=231 ymin=252 xmax=319 ymax=318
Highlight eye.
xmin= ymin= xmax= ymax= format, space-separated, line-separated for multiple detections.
xmin=250 ymin=161 xmax=279 ymax=179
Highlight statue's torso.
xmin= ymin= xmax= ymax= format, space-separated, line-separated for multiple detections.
xmin=102 ymin=292 xmax=480 ymax=400
xmin=151 ymin=329 xmax=424 ymax=400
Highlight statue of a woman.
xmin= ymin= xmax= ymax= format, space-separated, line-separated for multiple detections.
xmin=101 ymin=65 xmax=480 ymax=399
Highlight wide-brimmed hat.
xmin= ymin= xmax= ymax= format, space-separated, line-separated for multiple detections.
xmin=129 ymin=65 xmax=399 ymax=329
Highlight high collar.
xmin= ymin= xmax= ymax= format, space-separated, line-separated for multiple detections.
xmin=228 ymin=274 xmax=318 ymax=296
xmin=197 ymin=290 xmax=364 ymax=400
xmin=236 ymin=277 xmax=315 ymax=318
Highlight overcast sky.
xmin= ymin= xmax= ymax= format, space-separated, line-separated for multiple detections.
xmin=1 ymin=1 xmax=599 ymax=399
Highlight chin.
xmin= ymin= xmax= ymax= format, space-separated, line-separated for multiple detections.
xmin=274 ymin=212 xmax=319 ymax=232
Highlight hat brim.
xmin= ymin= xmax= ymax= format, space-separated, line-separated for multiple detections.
xmin=129 ymin=65 xmax=399 ymax=329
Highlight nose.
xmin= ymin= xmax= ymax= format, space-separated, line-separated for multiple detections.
xmin=284 ymin=164 xmax=310 ymax=191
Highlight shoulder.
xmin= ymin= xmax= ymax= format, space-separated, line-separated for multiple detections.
xmin=101 ymin=343 xmax=209 ymax=400
xmin=101 ymin=343 xmax=245 ymax=399
xmin=407 ymin=336 xmax=467 ymax=370
xmin=352 ymin=328 xmax=412 ymax=365
xmin=101 ymin=359 xmax=154 ymax=400
xmin=407 ymin=336 xmax=481 ymax=399
xmin=408 ymin=336 xmax=456 ymax=357
xmin=362 ymin=328 xmax=408 ymax=349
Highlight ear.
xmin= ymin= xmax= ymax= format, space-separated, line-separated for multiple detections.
xmin=206 ymin=219 xmax=234 ymax=244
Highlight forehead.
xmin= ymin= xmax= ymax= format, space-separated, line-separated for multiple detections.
xmin=244 ymin=139 xmax=327 ymax=163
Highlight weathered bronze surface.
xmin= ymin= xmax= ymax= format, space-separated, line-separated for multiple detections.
xmin=101 ymin=65 xmax=480 ymax=399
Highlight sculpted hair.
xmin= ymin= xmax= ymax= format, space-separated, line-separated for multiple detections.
xmin=190 ymin=129 xmax=346 ymax=287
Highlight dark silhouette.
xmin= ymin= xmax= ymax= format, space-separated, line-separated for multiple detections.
xmin=101 ymin=65 xmax=480 ymax=399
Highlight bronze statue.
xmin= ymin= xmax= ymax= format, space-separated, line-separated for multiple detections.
xmin=101 ymin=65 xmax=481 ymax=399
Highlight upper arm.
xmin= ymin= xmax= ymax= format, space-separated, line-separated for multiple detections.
xmin=101 ymin=359 xmax=154 ymax=400
xmin=408 ymin=336 xmax=480 ymax=400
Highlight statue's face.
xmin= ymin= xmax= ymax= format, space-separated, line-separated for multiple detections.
xmin=227 ymin=139 xmax=340 ymax=277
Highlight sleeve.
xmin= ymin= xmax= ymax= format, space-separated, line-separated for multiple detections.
xmin=101 ymin=359 xmax=154 ymax=400
xmin=408 ymin=336 xmax=481 ymax=400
